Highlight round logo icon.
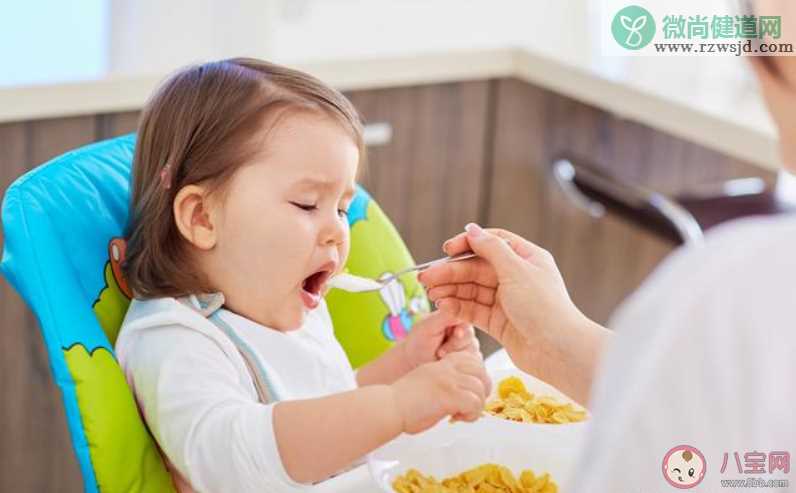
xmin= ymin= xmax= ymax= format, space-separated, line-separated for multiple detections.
xmin=611 ymin=5 xmax=656 ymax=50
xmin=662 ymin=445 xmax=706 ymax=489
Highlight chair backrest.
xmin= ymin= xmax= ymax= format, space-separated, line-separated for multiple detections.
xmin=0 ymin=134 xmax=428 ymax=491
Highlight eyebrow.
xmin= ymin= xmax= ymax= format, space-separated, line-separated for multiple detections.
xmin=293 ymin=177 xmax=356 ymax=198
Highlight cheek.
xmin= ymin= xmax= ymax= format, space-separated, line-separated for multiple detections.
xmin=272 ymin=212 xmax=318 ymax=257
xmin=225 ymin=204 xmax=313 ymax=268
xmin=338 ymin=229 xmax=351 ymax=265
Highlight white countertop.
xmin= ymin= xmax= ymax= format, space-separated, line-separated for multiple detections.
xmin=0 ymin=0 xmax=782 ymax=172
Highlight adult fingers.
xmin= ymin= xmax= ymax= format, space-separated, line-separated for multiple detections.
xmin=419 ymin=257 xmax=498 ymax=290
xmin=427 ymin=283 xmax=497 ymax=306
xmin=434 ymin=297 xmax=493 ymax=330
xmin=442 ymin=226 xmax=542 ymax=261
xmin=455 ymin=225 xmax=522 ymax=279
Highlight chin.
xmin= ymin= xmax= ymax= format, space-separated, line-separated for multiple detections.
xmin=278 ymin=310 xmax=306 ymax=331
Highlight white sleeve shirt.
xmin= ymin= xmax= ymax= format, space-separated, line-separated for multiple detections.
xmin=115 ymin=296 xmax=357 ymax=493
xmin=568 ymin=215 xmax=796 ymax=492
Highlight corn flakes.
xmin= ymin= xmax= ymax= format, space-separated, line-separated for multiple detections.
xmin=484 ymin=377 xmax=587 ymax=424
xmin=393 ymin=464 xmax=558 ymax=493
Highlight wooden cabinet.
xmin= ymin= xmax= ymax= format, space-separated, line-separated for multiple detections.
xmin=0 ymin=112 xmax=138 ymax=493
xmin=486 ymin=78 xmax=775 ymax=324
xmin=344 ymin=81 xmax=492 ymax=263
xmin=345 ymin=82 xmax=501 ymax=353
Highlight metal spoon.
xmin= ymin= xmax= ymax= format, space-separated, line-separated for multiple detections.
xmin=328 ymin=251 xmax=478 ymax=293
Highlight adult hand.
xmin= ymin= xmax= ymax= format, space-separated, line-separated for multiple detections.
xmin=418 ymin=223 xmax=609 ymax=405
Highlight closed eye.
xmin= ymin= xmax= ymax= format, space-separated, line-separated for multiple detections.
xmin=291 ymin=202 xmax=317 ymax=212
xmin=673 ymin=468 xmax=681 ymax=473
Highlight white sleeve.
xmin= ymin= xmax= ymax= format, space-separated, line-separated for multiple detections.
xmin=122 ymin=325 xmax=313 ymax=493
xmin=567 ymin=220 xmax=796 ymax=492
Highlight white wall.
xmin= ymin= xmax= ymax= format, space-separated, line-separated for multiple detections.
xmin=108 ymin=0 xmax=278 ymax=77
xmin=3 ymin=0 xmax=594 ymax=84
xmin=0 ymin=0 xmax=108 ymax=86
xmin=269 ymin=0 xmax=588 ymax=63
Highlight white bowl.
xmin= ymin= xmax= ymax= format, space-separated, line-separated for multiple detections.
xmin=368 ymin=369 xmax=590 ymax=492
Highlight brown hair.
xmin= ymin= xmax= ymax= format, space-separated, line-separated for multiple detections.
xmin=123 ymin=58 xmax=365 ymax=299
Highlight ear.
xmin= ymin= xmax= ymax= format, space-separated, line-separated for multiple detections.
xmin=173 ymin=184 xmax=218 ymax=250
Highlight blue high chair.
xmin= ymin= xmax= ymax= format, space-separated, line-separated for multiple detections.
xmin=0 ymin=134 xmax=429 ymax=492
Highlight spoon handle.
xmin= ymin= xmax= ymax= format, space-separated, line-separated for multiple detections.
xmin=329 ymin=251 xmax=481 ymax=294
xmin=411 ymin=251 xmax=478 ymax=273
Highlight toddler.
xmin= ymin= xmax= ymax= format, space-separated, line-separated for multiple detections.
xmin=116 ymin=58 xmax=491 ymax=493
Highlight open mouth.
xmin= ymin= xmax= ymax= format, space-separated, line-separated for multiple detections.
xmin=300 ymin=262 xmax=336 ymax=309
xmin=302 ymin=269 xmax=332 ymax=297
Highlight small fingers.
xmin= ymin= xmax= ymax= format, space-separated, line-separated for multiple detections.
xmin=436 ymin=325 xmax=479 ymax=358
xmin=450 ymin=390 xmax=484 ymax=423
xmin=414 ymin=309 xmax=456 ymax=337
xmin=456 ymin=375 xmax=488 ymax=404
xmin=434 ymin=297 xmax=495 ymax=332
xmin=451 ymin=356 xmax=492 ymax=398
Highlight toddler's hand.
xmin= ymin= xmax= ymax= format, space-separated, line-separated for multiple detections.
xmin=390 ymin=352 xmax=491 ymax=434
xmin=402 ymin=310 xmax=480 ymax=370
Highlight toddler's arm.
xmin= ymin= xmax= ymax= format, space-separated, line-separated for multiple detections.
xmin=274 ymin=350 xmax=490 ymax=483
xmin=121 ymin=325 xmax=307 ymax=492
xmin=121 ymin=324 xmax=489 ymax=489
xmin=356 ymin=310 xmax=480 ymax=387
xmin=355 ymin=340 xmax=413 ymax=386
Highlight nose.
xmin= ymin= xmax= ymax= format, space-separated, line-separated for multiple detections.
xmin=321 ymin=209 xmax=347 ymax=247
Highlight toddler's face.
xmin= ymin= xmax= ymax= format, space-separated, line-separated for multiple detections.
xmin=212 ymin=111 xmax=358 ymax=330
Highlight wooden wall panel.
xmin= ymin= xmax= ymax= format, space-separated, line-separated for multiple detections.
xmin=346 ymin=82 xmax=496 ymax=354
xmin=0 ymin=118 xmax=94 ymax=492
xmin=27 ymin=116 xmax=98 ymax=165
xmin=345 ymin=81 xmax=490 ymax=264
xmin=97 ymin=111 xmax=141 ymax=140
xmin=487 ymin=78 xmax=775 ymax=325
